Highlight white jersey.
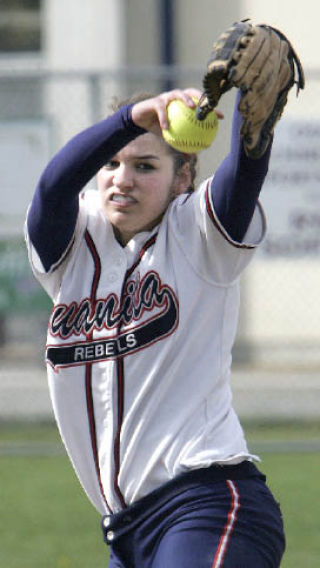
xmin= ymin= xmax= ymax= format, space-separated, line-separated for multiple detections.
xmin=26 ymin=178 xmax=265 ymax=515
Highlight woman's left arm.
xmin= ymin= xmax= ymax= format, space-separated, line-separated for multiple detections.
xmin=211 ymin=93 xmax=272 ymax=242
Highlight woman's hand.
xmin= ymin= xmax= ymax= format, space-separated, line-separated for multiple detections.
xmin=131 ymin=88 xmax=223 ymax=136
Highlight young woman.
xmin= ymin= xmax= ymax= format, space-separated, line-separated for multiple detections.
xmin=25 ymin=87 xmax=285 ymax=567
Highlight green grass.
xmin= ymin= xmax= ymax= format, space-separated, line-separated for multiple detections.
xmin=0 ymin=423 xmax=108 ymax=568
xmin=1 ymin=455 xmax=108 ymax=568
xmin=262 ymin=453 xmax=320 ymax=567
xmin=0 ymin=421 xmax=319 ymax=567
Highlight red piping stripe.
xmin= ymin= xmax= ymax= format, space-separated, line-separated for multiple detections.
xmin=205 ymin=182 xmax=256 ymax=250
xmin=126 ymin=233 xmax=157 ymax=279
xmin=113 ymin=357 xmax=126 ymax=509
xmin=212 ymin=480 xmax=240 ymax=567
xmin=85 ymin=230 xmax=101 ymax=303
xmin=84 ymin=230 xmax=110 ymax=511
xmin=112 ymin=232 xmax=158 ymax=509
xmin=85 ymin=363 xmax=110 ymax=509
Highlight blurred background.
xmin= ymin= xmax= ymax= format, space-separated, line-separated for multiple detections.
xmin=0 ymin=1 xmax=319 ymax=567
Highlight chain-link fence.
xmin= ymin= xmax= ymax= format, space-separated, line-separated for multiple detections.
xmin=1 ymin=66 xmax=320 ymax=387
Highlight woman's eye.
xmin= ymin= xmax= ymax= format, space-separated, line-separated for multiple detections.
xmin=103 ymin=160 xmax=119 ymax=170
xmin=136 ymin=162 xmax=154 ymax=171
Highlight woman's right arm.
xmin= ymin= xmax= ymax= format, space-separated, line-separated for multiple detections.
xmin=27 ymin=105 xmax=146 ymax=271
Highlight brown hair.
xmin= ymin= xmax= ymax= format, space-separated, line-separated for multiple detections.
xmin=110 ymin=93 xmax=198 ymax=193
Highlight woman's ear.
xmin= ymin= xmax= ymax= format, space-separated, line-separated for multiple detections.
xmin=172 ymin=162 xmax=193 ymax=196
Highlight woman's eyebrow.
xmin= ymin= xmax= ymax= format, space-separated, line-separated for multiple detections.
xmin=135 ymin=154 xmax=160 ymax=160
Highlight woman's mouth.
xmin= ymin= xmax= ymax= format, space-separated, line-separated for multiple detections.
xmin=112 ymin=194 xmax=136 ymax=205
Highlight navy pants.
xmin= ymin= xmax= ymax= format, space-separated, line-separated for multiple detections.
xmin=101 ymin=462 xmax=285 ymax=567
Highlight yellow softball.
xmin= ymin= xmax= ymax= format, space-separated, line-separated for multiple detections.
xmin=162 ymin=98 xmax=218 ymax=153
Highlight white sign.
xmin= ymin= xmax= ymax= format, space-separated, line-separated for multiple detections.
xmin=260 ymin=118 xmax=320 ymax=257
xmin=0 ymin=119 xmax=51 ymax=217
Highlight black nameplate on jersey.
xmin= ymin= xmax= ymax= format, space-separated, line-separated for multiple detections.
xmin=46 ymin=299 xmax=178 ymax=369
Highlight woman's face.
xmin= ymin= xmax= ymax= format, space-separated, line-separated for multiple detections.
xmin=97 ymin=133 xmax=189 ymax=246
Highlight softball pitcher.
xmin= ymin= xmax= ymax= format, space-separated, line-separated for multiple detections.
xmin=25 ymin=21 xmax=304 ymax=567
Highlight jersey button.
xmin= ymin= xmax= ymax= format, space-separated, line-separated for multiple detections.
xmin=102 ymin=516 xmax=111 ymax=528
xmin=113 ymin=255 xmax=124 ymax=267
xmin=107 ymin=272 xmax=118 ymax=283
xmin=107 ymin=530 xmax=115 ymax=541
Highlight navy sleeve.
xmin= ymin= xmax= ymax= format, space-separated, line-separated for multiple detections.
xmin=27 ymin=104 xmax=146 ymax=271
xmin=211 ymin=94 xmax=272 ymax=242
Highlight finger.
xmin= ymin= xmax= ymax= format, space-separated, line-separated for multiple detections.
xmin=166 ymin=88 xmax=201 ymax=107
xmin=154 ymin=99 xmax=170 ymax=130
xmin=156 ymin=90 xmax=193 ymax=129
xmin=183 ymin=88 xmax=204 ymax=105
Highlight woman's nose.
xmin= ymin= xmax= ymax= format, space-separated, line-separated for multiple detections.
xmin=113 ymin=164 xmax=134 ymax=190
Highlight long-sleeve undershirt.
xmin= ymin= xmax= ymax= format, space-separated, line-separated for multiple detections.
xmin=27 ymin=98 xmax=271 ymax=272
xmin=211 ymin=94 xmax=272 ymax=242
